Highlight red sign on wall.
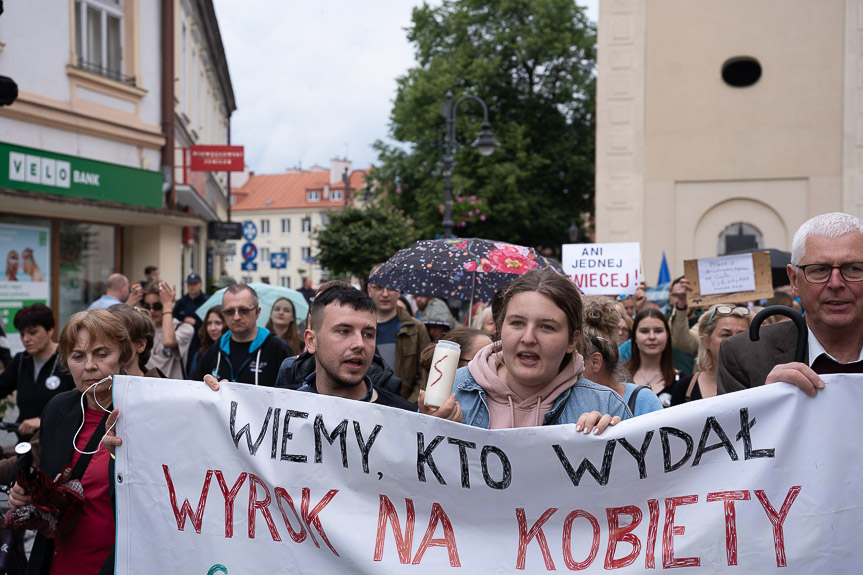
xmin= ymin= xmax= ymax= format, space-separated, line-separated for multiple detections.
xmin=188 ymin=145 xmax=245 ymax=171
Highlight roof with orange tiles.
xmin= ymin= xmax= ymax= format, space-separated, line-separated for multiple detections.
xmin=231 ymin=169 xmax=368 ymax=211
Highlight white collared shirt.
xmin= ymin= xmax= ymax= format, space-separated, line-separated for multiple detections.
xmin=807 ymin=328 xmax=863 ymax=367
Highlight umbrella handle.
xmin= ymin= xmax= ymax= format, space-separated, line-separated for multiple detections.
xmin=749 ymin=305 xmax=808 ymax=363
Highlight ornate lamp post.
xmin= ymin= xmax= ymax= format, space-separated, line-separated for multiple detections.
xmin=440 ymin=91 xmax=499 ymax=238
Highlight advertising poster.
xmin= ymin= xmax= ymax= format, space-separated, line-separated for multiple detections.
xmin=0 ymin=223 xmax=51 ymax=352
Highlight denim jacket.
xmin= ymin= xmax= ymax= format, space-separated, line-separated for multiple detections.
xmin=454 ymin=366 xmax=633 ymax=428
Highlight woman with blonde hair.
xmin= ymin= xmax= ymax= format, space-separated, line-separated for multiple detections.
xmin=582 ymin=298 xmax=663 ymax=416
xmin=671 ymin=304 xmax=750 ymax=405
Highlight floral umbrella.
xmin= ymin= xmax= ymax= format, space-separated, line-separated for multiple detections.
xmin=369 ymin=238 xmax=565 ymax=305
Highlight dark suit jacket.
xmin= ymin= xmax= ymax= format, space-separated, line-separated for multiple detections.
xmin=716 ymin=321 xmax=804 ymax=394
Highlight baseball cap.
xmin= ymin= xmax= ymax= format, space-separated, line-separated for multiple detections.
xmin=186 ymin=273 xmax=202 ymax=283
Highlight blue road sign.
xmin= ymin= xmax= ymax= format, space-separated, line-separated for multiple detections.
xmin=242 ymin=221 xmax=257 ymax=241
xmin=270 ymin=252 xmax=287 ymax=269
xmin=241 ymin=242 xmax=257 ymax=262
xmin=241 ymin=262 xmax=258 ymax=272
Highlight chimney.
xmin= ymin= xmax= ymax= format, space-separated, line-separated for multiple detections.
xmin=330 ymin=157 xmax=351 ymax=185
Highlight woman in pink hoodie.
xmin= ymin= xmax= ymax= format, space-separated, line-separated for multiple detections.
xmin=421 ymin=270 xmax=631 ymax=432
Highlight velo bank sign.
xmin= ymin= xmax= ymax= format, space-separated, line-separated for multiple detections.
xmin=1 ymin=142 xmax=162 ymax=209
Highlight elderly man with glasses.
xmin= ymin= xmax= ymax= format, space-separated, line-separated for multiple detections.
xmin=192 ymin=284 xmax=293 ymax=386
xmin=718 ymin=212 xmax=863 ymax=395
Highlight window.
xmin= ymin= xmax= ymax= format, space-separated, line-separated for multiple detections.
xmin=301 ymin=217 xmax=312 ymax=234
xmin=260 ymin=219 xmax=270 ymax=235
xmin=280 ymin=277 xmax=291 ymax=288
xmin=281 ymin=247 xmax=291 ymax=262
xmin=331 ymin=190 xmax=343 ymax=202
xmin=74 ymin=0 xmax=129 ymax=83
xmin=261 ymin=248 xmax=270 ymax=263
xmin=718 ymin=222 xmax=763 ymax=256
xmin=259 ymin=277 xmax=271 ymax=285
xmin=301 ymin=247 xmax=312 ymax=262
xmin=226 ymin=255 xmax=234 ymax=265
xmin=281 ymin=218 xmax=291 ymax=235
xmin=307 ymin=190 xmax=320 ymax=202
xmin=242 ymin=276 xmax=253 ymax=284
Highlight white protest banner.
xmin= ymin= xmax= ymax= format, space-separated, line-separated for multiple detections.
xmin=697 ymin=253 xmax=756 ymax=296
xmin=114 ymin=375 xmax=861 ymax=573
xmin=562 ymin=242 xmax=640 ymax=295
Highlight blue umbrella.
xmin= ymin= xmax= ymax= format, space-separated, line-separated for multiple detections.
xmin=195 ymin=282 xmax=309 ymax=328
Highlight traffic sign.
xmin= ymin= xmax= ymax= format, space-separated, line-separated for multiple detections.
xmin=242 ymin=221 xmax=257 ymax=241
xmin=241 ymin=262 xmax=258 ymax=272
xmin=270 ymin=252 xmax=287 ymax=269
xmin=241 ymin=242 xmax=257 ymax=262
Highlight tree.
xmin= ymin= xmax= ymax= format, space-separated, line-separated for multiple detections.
xmin=371 ymin=0 xmax=596 ymax=253
xmin=315 ymin=204 xmax=419 ymax=280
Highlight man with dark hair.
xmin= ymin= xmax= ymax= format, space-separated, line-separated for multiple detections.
xmin=193 ymin=284 xmax=293 ymax=385
xmin=141 ymin=265 xmax=159 ymax=290
xmin=276 ymin=281 xmax=414 ymax=410
xmin=368 ymin=265 xmax=431 ymax=401
xmin=174 ymin=273 xmax=209 ymax=373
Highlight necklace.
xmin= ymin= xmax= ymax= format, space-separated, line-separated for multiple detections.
xmin=639 ymin=369 xmax=662 ymax=387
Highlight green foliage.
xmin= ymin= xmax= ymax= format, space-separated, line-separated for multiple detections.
xmin=371 ymin=0 xmax=596 ymax=253
xmin=315 ymin=204 xmax=419 ymax=280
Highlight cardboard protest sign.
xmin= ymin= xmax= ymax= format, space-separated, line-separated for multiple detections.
xmin=562 ymin=242 xmax=640 ymax=295
xmin=684 ymin=251 xmax=773 ymax=307
xmin=113 ymin=375 xmax=860 ymax=573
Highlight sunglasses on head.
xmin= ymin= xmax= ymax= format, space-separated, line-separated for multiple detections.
xmin=706 ymin=305 xmax=749 ymax=326
xmin=140 ymin=302 xmax=163 ymax=311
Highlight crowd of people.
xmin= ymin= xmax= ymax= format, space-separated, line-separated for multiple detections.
xmin=0 ymin=210 xmax=859 ymax=572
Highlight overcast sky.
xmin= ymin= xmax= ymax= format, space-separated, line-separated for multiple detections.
xmin=212 ymin=1 xmax=599 ymax=174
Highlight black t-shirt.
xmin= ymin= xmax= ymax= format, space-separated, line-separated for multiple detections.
xmin=373 ymin=386 xmax=417 ymax=411
xmin=228 ymin=340 xmax=252 ymax=374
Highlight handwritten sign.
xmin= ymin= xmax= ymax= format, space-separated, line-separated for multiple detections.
xmin=112 ymin=375 xmax=862 ymax=573
xmin=697 ymin=253 xmax=756 ymax=295
xmin=561 ymin=242 xmax=640 ymax=295
xmin=684 ymin=251 xmax=774 ymax=307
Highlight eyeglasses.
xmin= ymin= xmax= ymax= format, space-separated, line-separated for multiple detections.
xmin=140 ymin=302 xmax=163 ymax=311
xmin=223 ymin=306 xmax=256 ymax=317
xmin=706 ymin=305 xmax=750 ymax=326
xmin=795 ymin=262 xmax=863 ymax=283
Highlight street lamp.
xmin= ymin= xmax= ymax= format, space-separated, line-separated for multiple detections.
xmin=440 ymin=90 xmax=499 ymax=238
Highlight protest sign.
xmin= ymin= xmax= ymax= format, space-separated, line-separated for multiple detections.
xmin=562 ymin=242 xmax=640 ymax=295
xmin=684 ymin=251 xmax=774 ymax=307
xmin=114 ymin=375 xmax=861 ymax=573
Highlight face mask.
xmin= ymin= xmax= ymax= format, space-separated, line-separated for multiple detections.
xmin=72 ymin=375 xmax=116 ymax=455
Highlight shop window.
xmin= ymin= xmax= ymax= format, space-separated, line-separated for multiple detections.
xmin=74 ymin=0 xmax=131 ymax=84
xmin=58 ymin=221 xmax=117 ymax=327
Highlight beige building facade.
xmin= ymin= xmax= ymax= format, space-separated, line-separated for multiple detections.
xmin=595 ymin=0 xmax=861 ymax=281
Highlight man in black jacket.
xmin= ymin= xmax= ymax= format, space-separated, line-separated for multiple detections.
xmin=279 ymin=281 xmax=415 ymax=410
xmin=192 ymin=284 xmax=292 ymax=386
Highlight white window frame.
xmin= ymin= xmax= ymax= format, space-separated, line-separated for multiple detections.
xmin=281 ymin=247 xmax=291 ymax=262
xmin=301 ymin=247 xmax=311 ymax=261
xmin=261 ymin=247 xmax=270 ymax=264
xmin=331 ymin=190 xmax=343 ymax=202
xmin=75 ymin=0 xmax=125 ymax=79
xmin=307 ymin=190 xmax=320 ymax=202
xmin=260 ymin=219 xmax=270 ymax=235
xmin=280 ymin=277 xmax=291 ymax=288
xmin=281 ymin=218 xmax=291 ymax=235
